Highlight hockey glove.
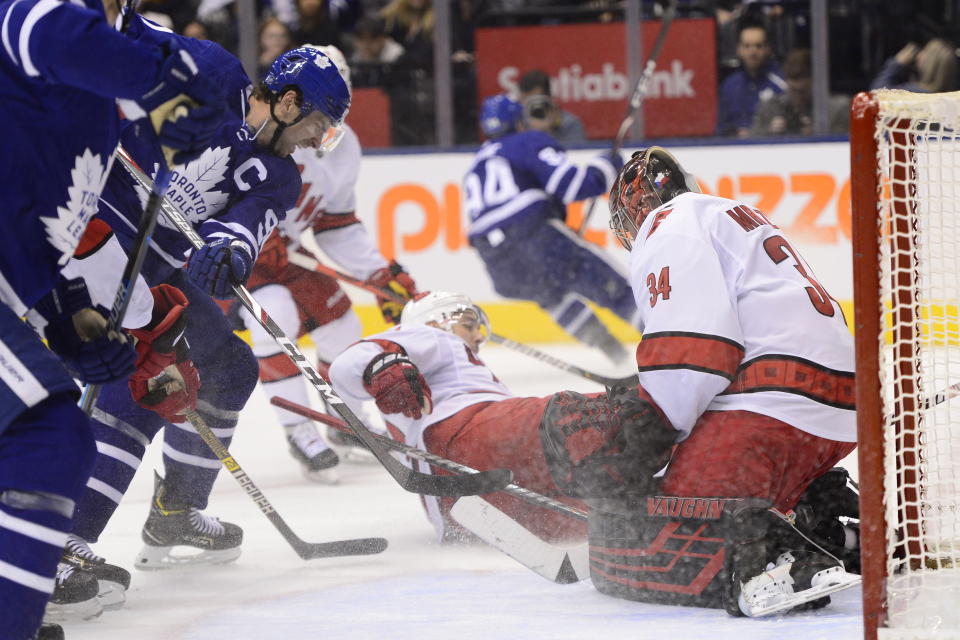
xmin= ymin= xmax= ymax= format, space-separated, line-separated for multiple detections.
xmin=138 ymin=43 xmax=225 ymax=166
xmin=255 ymin=230 xmax=289 ymax=277
xmin=362 ymin=346 xmax=432 ymax=419
xmin=367 ymin=261 xmax=418 ymax=324
xmin=187 ymin=238 xmax=253 ymax=299
xmin=128 ymin=285 xmax=200 ymax=423
xmin=38 ymin=278 xmax=137 ymax=385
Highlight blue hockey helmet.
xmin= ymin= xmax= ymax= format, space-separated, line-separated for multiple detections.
xmin=264 ymin=46 xmax=351 ymax=151
xmin=479 ymin=94 xmax=523 ymax=139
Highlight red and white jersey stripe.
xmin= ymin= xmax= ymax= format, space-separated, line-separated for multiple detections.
xmin=629 ymin=192 xmax=855 ymax=443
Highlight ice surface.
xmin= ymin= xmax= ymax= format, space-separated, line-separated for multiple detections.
xmin=61 ymin=344 xmax=862 ymax=640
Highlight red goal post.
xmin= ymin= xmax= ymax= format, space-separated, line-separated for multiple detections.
xmin=850 ymin=89 xmax=960 ymax=640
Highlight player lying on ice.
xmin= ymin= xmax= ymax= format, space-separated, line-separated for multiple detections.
xmin=38 ymin=41 xmax=351 ymax=625
xmin=231 ymin=44 xmax=419 ymax=482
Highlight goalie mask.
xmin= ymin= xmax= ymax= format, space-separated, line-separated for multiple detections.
xmin=609 ymin=147 xmax=700 ymax=250
xmin=264 ymin=46 xmax=351 ymax=153
xmin=401 ymin=292 xmax=491 ymax=347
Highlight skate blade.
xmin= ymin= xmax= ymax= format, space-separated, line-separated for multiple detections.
xmin=743 ymin=570 xmax=861 ymax=617
xmin=43 ymin=596 xmax=104 ymax=623
xmin=98 ymin=580 xmax=127 ymax=610
xmin=302 ymin=466 xmax=340 ymax=484
xmin=134 ymin=544 xmax=242 ymax=571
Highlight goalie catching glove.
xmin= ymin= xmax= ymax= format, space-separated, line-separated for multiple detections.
xmin=362 ymin=343 xmax=432 ymax=419
xmin=128 ymin=285 xmax=200 ymax=423
xmin=367 ymin=261 xmax=418 ymax=324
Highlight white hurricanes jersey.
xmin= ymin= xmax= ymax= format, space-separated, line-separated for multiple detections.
xmin=286 ymin=125 xmax=387 ymax=280
xmin=329 ymin=323 xmax=512 ymax=447
xmin=629 ymin=192 xmax=855 ymax=443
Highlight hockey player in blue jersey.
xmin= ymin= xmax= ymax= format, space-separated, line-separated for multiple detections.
xmin=54 ymin=42 xmax=351 ymax=617
xmin=465 ymin=94 xmax=636 ymax=363
xmin=0 ymin=0 xmax=226 ymax=636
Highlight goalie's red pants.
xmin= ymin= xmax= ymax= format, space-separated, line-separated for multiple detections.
xmin=659 ymin=410 xmax=856 ymax=512
xmin=423 ymin=397 xmax=588 ymax=543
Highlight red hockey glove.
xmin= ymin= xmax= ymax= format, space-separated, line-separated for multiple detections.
xmin=128 ymin=284 xmax=201 ymax=423
xmin=362 ymin=345 xmax=432 ymax=419
xmin=255 ymin=230 xmax=289 ymax=276
xmin=366 ymin=261 xmax=418 ymax=325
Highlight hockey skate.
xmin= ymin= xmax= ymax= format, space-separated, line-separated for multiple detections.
xmin=135 ymin=472 xmax=243 ymax=570
xmin=736 ymin=550 xmax=861 ymax=617
xmin=326 ymin=425 xmax=377 ymax=465
xmin=42 ymin=562 xmax=103 ymax=623
xmin=34 ymin=624 xmax=64 ymax=640
xmin=288 ymin=421 xmax=341 ymax=483
xmin=62 ymin=534 xmax=131 ymax=610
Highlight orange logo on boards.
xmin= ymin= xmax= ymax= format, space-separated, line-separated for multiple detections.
xmin=373 ymin=174 xmax=853 ymax=259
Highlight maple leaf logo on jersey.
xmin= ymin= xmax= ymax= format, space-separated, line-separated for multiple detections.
xmin=42 ymin=149 xmax=108 ymax=265
xmin=154 ymin=146 xmax=231 ymax=230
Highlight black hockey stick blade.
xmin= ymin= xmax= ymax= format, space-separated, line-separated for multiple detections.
xmin=286 ymin=529 xmax=388 ymax=560
xmin=115 ymin=149 xmax=510 ymax=498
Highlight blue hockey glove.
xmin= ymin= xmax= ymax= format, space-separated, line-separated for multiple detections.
xmin=187 ymin=238 xmax=252 ymax=299
xmin=138 ymin=43 xmax=225 ymax=166
xmin=37 ymin=278 xmax=137 ymax=385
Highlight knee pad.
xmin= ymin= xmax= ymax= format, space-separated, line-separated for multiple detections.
xmin=310 ymin=309 xmax=361 ymax=363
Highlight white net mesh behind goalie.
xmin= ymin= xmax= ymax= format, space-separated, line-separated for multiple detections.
xmin=869 ymin=89 xmax=960 ymax=638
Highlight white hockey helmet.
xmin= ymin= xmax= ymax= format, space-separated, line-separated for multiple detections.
xmin=305 ymin=43 xmax=351 ymax=91
xmin=400 ymin=291 xmax=490 ymax=341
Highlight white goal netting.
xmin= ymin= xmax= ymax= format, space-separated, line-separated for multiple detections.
xmin=871 ymin=89 xmax=960 ymax=638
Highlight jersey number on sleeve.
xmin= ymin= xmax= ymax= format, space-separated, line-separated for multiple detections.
xmin=646 ymin=266 xmax=672 ymax=307
xmin=763 ymin=235 xmax=834 ymax=316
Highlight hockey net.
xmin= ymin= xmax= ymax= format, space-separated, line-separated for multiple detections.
xmin=851 ymin=89 xmax=960 ymax=640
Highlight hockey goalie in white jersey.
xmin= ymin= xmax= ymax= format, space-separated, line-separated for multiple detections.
xmin=543 ymin=147 xmax=859 ymax=616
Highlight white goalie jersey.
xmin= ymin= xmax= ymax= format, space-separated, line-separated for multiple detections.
xmin=286 ymin=124 xmax=387 ymax=280
xmin=329 ymin=323 xmax=512 ymax=447
xmin=629 ymin=191 xmax=856 ymax=443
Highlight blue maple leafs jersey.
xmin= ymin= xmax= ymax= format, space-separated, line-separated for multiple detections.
xmin=463 ymin=130 xmax=619 ymax=237
xmin=99 ymin=119 xmax=301 ymax=283
xmin=96 ymin=22 xmax=298 ymax=283
xmin=0 ymin=0 xmax=165 ymax=313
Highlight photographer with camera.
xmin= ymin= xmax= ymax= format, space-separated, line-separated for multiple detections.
xmin=517 ymin=69 xmax=586 ymax=144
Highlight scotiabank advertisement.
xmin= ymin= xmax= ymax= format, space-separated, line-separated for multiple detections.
xmin=474 ymin=19 xmax=717 ymax=139
xmin=330 ymin=141 xmax=853 ymax=343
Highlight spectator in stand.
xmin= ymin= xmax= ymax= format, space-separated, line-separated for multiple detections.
xmin=517 ymin=69 xmax=586 ymax=144
xmin=750 ymin=48 xmax=850 ymax=137
xmin=259 ymin=17 xmax=294 ymax=79
xmin=716 ymin=22 xmax=786 ymax=138
xmin=294 ymin=0 xmax=354 ymax=51
xmin=870 ymin=38 xmax=959 ymax=94
xmin=351 ymin=16 xmax=405 ymax=64
xmin=182 ymin=20 xmax=210 ymax=40
xmin=380 ymin=0 xmax=434 ymax=68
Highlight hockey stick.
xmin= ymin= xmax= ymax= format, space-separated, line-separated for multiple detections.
xmin=286 ymin=249 xmax=638 ymax=388
xmin=80 ymin=161 xmax=172 ymax=415
xmin=576 ymin=0 xmax=678 ymax=237
xmin=450 ymin=495 xmax=588 ymax=584
xmin=271 ymin=396 xmax=586 ymax=522
xmin=273 ymin=396 xmax=591 ymax=583
xmin=176 ymin=403 xmax=387 ymax=560
xmin=115 ymin=148 xmax=511 ymax=498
